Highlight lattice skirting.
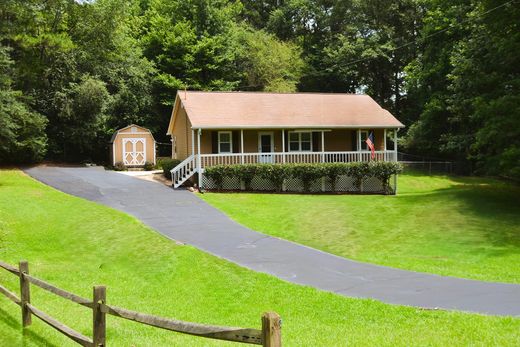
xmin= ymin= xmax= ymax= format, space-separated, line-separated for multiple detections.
xmin=201 ymin=174 xmax=397 ymax=194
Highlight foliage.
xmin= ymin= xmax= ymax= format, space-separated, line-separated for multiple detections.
xmin=369 ymin=161 xmax=403 ymax=193
xmin=113 ymin=162 xmax=127 ymax=171
xmin=322 ymin=163 xmax=350 ymax=192
xmin=256 ymin=164 xmax=292 ymax=192
xmin=290 ymin=163 xmax=324 ymax=192
xmin=0 ymin=45 xmax=47 ymax=163
xmin=143 ymin=161 xmax=155 ymax=171
xmin=1 ymin=0 xmax=518 ymax=179
xmin=161 ymin=158 xmax=181 ymax=179
xmin=348 ymin=162 xmax=371 ymax=191
xmin=204 ymin=162 xmax=402 ymax=194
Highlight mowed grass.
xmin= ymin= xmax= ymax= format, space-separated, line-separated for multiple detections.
xmin=201 ymin=172 xmax=520 ymax=284
xmin=0 ymin=170 xmax=519 ymax=346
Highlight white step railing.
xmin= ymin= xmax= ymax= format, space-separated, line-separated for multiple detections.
xmin=200 ymin=151 xmax=396 ymax=169
xmin=171 ymin=155 xmax=197 ymax=188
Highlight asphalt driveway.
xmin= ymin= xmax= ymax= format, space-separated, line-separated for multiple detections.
xmin=25 ymin=166 xmax=520 ymax=316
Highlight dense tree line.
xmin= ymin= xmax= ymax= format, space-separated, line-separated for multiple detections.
xmin=0 ymin=0 xmax=518 ymax=178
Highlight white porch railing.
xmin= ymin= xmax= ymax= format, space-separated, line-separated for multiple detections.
xmin=171 ymin=154 xmax=197 ymax=188
xmin=200 ymin=150 xmax=396 ymax=169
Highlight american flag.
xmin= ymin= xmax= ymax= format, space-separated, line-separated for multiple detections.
xmin=365 ymin=132 xmax=375 ymax=159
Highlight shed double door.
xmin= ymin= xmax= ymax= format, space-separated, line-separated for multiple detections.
xmin=122 ymin=138 xmax=146 ymax=166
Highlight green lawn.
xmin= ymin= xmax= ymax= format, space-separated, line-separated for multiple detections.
xmin=0 ymin=170 xmax=519 ymax=346
xmin=201 ymin=172 xmax=520 ymax=284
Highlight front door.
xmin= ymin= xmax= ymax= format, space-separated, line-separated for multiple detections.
xmin=258 ymin=132 xmax=274 ymax=163
xmin=122 ymin=138 xmax=146 ymax=166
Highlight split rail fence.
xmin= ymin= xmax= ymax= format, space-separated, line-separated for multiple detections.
xmin=0 ymin=260 xmax=281 ymax=346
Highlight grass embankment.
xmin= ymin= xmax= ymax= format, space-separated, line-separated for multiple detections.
xmin=201 ymin=172 xmax=520 ymax=284
xmin=0 ymin=170 xmax=519 ymax=346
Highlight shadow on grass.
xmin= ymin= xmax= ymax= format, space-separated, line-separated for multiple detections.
xmin=399 ymin=177 xmax=520 ymax=249
xmin=0 ymin=305 xmax=60 ymax=347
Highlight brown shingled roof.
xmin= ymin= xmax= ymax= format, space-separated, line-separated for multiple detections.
xmin=171 ymin=91 xmax=404 ymax=131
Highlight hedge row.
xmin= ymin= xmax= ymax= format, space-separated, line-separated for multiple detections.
xmin=204 ymin=162 xmax=403 ymax=194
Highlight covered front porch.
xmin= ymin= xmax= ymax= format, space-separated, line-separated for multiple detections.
xmin=172 ymin=127 xmax=399 ymax=188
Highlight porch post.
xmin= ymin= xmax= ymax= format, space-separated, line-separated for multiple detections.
xmin=356 ymin=130 xmax=361 ymax=162
xmin=191 ymin=129 xmax=195 ymax=157
xmin=383 ymin=129 xmax=387 ymax=161
xmin=394 ymin=128 xmax=398 ymax=194
xmin=197 ymin=129 xmax=202 ymax=189
xmin=321 ymin=131 xmax=325 ymax=163
xmin=394 ymin=129 xmax=398 ymax=162
xmin=240 ymin=129 xmax=244 ymax=164
xmin=281 ymin=129 xmax=285 ymax=163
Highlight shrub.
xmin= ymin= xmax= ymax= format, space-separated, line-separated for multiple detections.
xmin=346 ymin=162 xmax=370 ymax=191
xmin=232 ymin=164 xmax=259 ymax=190
xmin=257 ymin=164 xmax=292 ymax=192
xmin=113 ymin=162 xmax=127 ymax=171
xmin=290 ymin=164 xmax=324 ymax=192
xmin=369 ymin=161 xmax=403 ymax=194
xmin=161 ymin=158 xmax=182 ymax=179
xmin=322 ymin=163 xmax=349 ymax=192
xmin=202 ymin=161 xmax=402 ymax=194
xmin=204 ymin=165 xmax=231 ymax=190
xmin=143 ymin=162 xmax=155 ymax=171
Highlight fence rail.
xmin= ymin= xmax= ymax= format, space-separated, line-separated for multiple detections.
xmin=0 ymin=260 xmax=281 ymax=346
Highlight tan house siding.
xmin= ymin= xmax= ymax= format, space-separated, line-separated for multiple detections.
xmin=173 ymin=126 xmax=388 ymax=159
xmin=172 ymin=107 xmax=192 ymax=160
xmin=324 ymin=129 xmax=353 ymax=151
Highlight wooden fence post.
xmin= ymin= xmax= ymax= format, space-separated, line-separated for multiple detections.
xmin=93 ymin=285 xmax=106 ymax=346
xmin=262 ymin=312 xmax=281 ymax=347
xmin=19 ymin=260 xmax=31 ymax=327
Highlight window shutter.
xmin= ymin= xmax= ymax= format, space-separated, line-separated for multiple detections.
xmin=232 ymin=131 xmax=239 ymax=153
xmin=284 ymin=130 xmax=289 ymax=152
xmin=211 ymin=131 xmax=218 ymax=154
xmin=312 ymin=132 xmax=320 ymax=151
xmin=351 ymin=130 xmax=357 ymax=151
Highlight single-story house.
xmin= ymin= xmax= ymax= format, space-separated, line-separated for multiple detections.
xmin=166 ymin=91 xmax=404 ymax=188
xmin=110 ymin=124 xmax=156 ymax=167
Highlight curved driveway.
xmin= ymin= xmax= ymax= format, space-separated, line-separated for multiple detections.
xmin=25 ymin=166 xmax=520 ymax=316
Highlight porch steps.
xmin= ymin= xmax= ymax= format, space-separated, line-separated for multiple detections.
xmin=171 ymin=155 xmax=197 ymax=188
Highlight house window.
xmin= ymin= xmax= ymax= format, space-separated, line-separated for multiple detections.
xmin=359 ymin=130 xmax=369 ymax=151
xmin=218 ymin=131 xmax=232 ymax=153
xmin=289 ymin=131 xmax=312 ymax=152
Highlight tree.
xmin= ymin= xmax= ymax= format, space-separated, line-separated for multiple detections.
xmin=0 ymin=45 xmax=47 ymax=163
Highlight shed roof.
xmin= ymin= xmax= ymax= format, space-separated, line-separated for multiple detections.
xmin=110 ymin=124 xmax=154 ymax=143
xmin=168 ymin=91 xmax=404 ymax=133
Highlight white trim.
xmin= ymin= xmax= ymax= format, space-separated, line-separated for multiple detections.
xmin=240 ymin=129 xmax=244 ymax=164
xmin=191 ymin=129 xmax=195 ymax=157
xmin=122 ymin=138 xmax=146 ymax=166
xmin=358 ymin=130 xmax=369 ymax=151
xmin=218 ymin=131 xmax=233 ymax=154
xmin=197 ymin=129 xmax=202 ymax=188
xmin=281 ymin=129 xmax=285 ymax=163
xmin=258 ymin=131 xmax=274 ymax=153
xmin=192 ymin=125 xmax=404 ymax=130
xmin=288 ymin=131 xmax=312 ymax=152
xmin=112 ymin=142 xmax=116 ymax=165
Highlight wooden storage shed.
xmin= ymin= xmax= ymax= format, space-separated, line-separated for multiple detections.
xmin=110 ymin=125 xmax=156 ymax=167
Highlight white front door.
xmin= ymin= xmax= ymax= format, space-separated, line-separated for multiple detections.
xmin=258 ymin=132 xmax=274 ymax=163
xmin=122 ymin=138 xmax=146 ymax=166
